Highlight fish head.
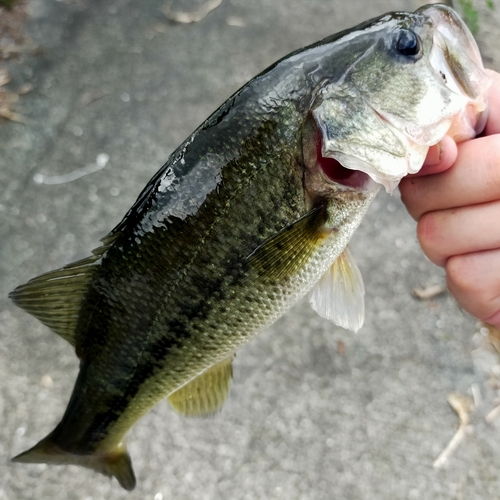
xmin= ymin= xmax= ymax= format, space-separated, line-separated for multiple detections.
xmin=305 ymin=4 xmax=490 ymax=194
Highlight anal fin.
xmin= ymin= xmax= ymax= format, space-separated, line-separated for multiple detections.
xmin=168 ymin=356 xmax=234 ymax=417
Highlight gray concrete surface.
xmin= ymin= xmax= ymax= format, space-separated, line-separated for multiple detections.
xmin=1 ymin=0 xmax=500 ymax=498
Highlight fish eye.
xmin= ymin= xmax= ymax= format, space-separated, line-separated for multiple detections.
xmin=396 ymin=29 xmax=421 ymax=58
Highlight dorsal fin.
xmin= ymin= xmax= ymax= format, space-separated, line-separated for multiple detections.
xmin=168 ymin=355 xmax=234 ymax=417
xmin=8 ymin=233 xmax=119 ymax=347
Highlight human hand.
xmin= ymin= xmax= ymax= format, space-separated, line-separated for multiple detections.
xmin=400 ymin=69 xmax=500 ymax=328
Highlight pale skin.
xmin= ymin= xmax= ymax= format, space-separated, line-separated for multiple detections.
xmin=400 ymin=69 xmax=500 ymax=328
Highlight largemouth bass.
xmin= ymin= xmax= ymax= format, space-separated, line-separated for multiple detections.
xmin=10 ymin=4 xmax=489 ymax=490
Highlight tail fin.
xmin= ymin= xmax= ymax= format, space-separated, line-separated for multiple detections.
xmin=12 ymin=432 xmax=136 ymax=491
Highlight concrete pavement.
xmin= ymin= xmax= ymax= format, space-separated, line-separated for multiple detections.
xmin=1 ymin=1 xmax=500 ymax=498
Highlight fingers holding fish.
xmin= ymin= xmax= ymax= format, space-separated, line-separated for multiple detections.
xmin=401 ymin=69 xmax=500 ymax=216
xmin=446 ymin=249 xmax=500 ymax=328
xmin=416 ymin=200 xmax=500 ymax=267
xmin=401 ymin=69 xmax=500 ymax=328
xmin=400 ymin=135 xmax=500 ymax=221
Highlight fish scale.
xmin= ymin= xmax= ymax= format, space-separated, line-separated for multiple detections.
xmin=59 ymin=109 xmax=311 ymax=450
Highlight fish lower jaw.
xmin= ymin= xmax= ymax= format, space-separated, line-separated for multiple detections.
xmin=327 ymin=151 xmax=421 ymax=195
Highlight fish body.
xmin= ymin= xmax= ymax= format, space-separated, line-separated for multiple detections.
xmin=10 ymin=5 xmax=489 ymax=490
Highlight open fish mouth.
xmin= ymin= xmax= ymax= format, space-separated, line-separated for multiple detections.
xmin=313 ymin=4 xmax=491 ymax=194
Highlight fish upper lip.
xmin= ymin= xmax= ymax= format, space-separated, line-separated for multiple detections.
xmin=424 ymin=5 xmax=483 ymax=67
xmin=424 ymin=4 xmax=490 ymax=140
xmin=424 ymin=4 xmax=490 ymax=100
xmin=380 ymin=4 xmax=490 ymax=144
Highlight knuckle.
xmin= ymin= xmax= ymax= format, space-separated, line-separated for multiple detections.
xmin=485 ymin=136 xmax=500 ymax=191
xmin=446 ymin=254 xmax=500 ymax=321
xmin=446 ymin=255 xmax=482 ymax=297
xmin=416 ymin=213 xmax=444 ymax=265
xmin=399 ymin=179 xmax=421 ymax=220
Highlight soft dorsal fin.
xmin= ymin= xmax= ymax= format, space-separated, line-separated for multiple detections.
xmin=8 ymin=234 xmax=118 ymax=347
xmin=309 ymin=246 xmax=365 ymax=332
xmin=168 ymin=355 xmax=234 ymax=417
xmin=246 ymin=205 xmax=327 ymax=283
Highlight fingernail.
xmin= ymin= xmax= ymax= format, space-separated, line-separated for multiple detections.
xmin=424 ymin=143 xmax=443 ymax=167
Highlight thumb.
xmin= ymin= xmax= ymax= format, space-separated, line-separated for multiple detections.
xmin=409 ymin=136 xmax=458 ymax=178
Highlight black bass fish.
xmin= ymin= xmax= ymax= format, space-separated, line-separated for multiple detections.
xmin=10 ymin=4 xmax=489 ymax=490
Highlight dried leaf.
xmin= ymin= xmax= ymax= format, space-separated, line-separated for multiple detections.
xmin=483 ymin=323 xmax=500 ymax=355
xmin=0 ymin=67 xmax=10 ymax=86
xmin=18 ymin=82 xmax=33 ymax=94
xmin=433 ymin=392 xmax=474 ymax=468
xmin=433 ymin=426 xmax=469 ymax=468
xmin=413 ymin=284 xmax=446 ymax=300
xmin=226 ymin=16 xmax=246 ymax=27
xmin=447 ymin=392 xmax=474 ymax=426
xmin=0 ymin=1 xmax=30 ymax=61
xmin=0 ymin=84 xmax=26 ymax=122
xmin=485 ymin=404 xmax=500 ymax=423
xmin=163 ymin=0 xmax=222 ymax=24
xmin=0 ymin=2 xmax=32 ymax=123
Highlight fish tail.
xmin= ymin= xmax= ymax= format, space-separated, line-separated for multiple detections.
xmin=12 ymin=431 xmax=136 ymax=491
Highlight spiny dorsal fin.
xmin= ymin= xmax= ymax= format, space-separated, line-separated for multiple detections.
xmin=168 ymin=355 xmax=234 ymax=417
xmin=8 ymin=233 xmax=119 ymax=347
xmin=309 ymin=246 xmax=365 ymax=332
xmin=246 ymin=205 xmax=327 ymax=283
xmin=12 ymin=432 xmax=136 ymax=491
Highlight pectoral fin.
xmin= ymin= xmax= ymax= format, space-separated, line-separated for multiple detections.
xmin=168 ymin=356 xmax=234 ymax=417
xmin=246 ymin=205 xmax=327 ymax=283
xmin=309 ymin=246 xmax=365 ymax=332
